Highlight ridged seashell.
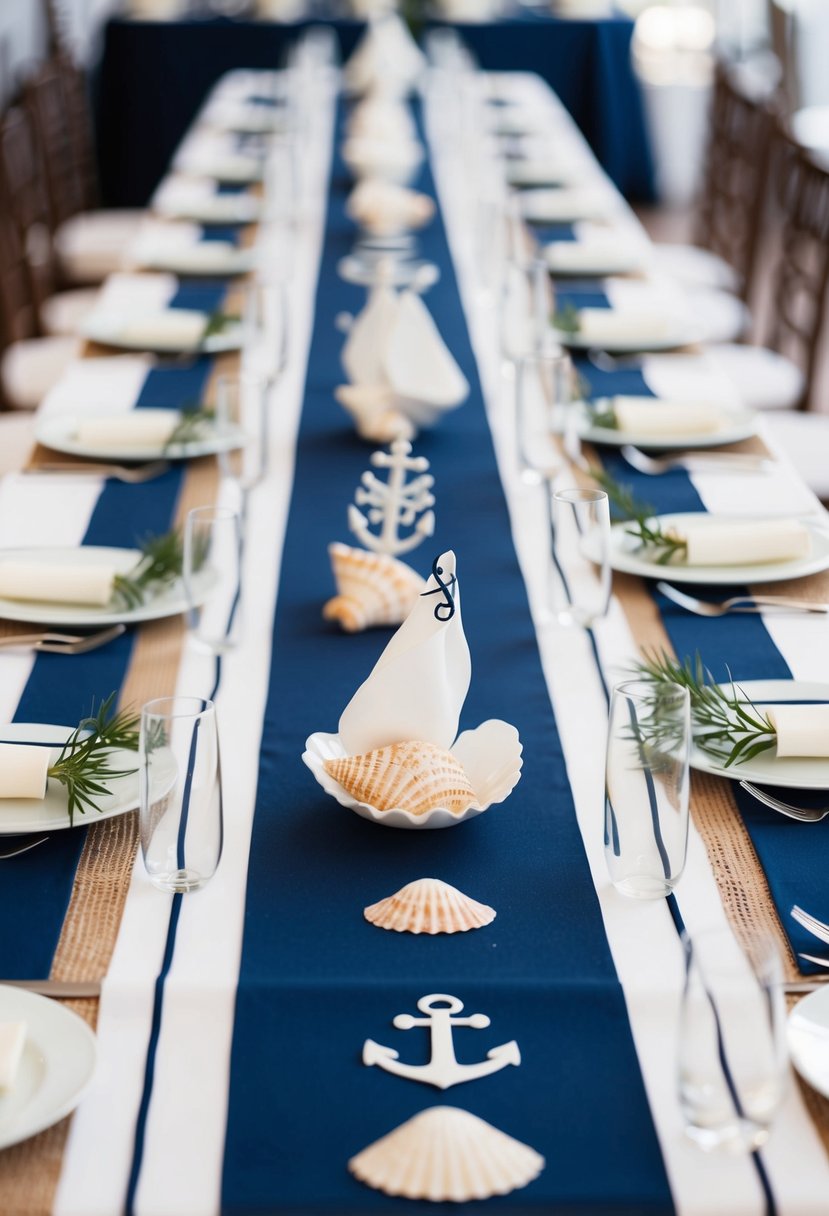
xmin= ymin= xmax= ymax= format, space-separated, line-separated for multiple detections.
xmin=348 ymin=1106 xmax=545 ymax=1201
xmin=324 ymin=740 xmax=479 ymax=817
xmin=324 ymin=544 xmax=425 ymax=633
xmin=334 ymin=384 xmax=414 ymax=444
xmin=364 ymin=877 xmax=496 ymax=934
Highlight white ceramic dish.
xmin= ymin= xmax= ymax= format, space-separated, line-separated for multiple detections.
xmin=551 ymin=323 xmax=702 ymax=354
xmin=690 ymin=679 xmax=829 ymax=791
xmin=575 ymin=400 xmax=757 ymax=450
xmin=302 ymin=719 xmax=523 ymax=829
xmin=0 ymin=723 xmax=143 ymax=834
xmin=0 ymin=985 xmax=96 ymax=1148
xmin=35 ymin=410 xmax=246 ymax=463
xmin=594 ymin=514 xmax=829 ymax=586
xmin=0 ymin=545 xmax=217 ymax=627
xmin=788 ymin=985 xmax=829 ymax=1098
xmin=81 ymin=312 xmax=244 ymax=355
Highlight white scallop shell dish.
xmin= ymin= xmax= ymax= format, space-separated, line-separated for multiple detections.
xmin=364 ymin=877 xmax=496 ymax=933
xmin=348 ymin=1105 xmax=545 ymax=1201
xmin=302 ymin=718 xmax=523 ymax=829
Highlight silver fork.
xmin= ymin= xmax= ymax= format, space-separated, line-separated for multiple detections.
xmin=0 ymin=835 xmax=48 ymax=859
xmin=740 ymin=784 xmax=829 ymax=823
xmin=25 ymin=461 xmax=171 ymax=484
xmin=0 ymin=624 xmax=126 ymax=654
xmin=792 ymin=905 xmax=829 ymax=944
xmin=621 ymin=444 xmax=773 ymax=476
xmin=657 ymin=581 xmax=829 ymax=617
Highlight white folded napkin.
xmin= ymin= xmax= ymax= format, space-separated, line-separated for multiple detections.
xmin=673 ymin=519 xmax=812 ymax=567
xmin=0 ymin=1022 xmax=26 ymax=1092
xmin=88 ymin=309 xmax=208 ymax=352
xmin=346 ymin=179 xmax=434 ymax=237
xmin=545 ymin=238 xmax=646 ymax=275
xmin=611 ymin=398 xmax=724 ymax=436
xmin=73 ymin=411 xmax=180 ymax=450
xmin=521 ymin=188 xmax=611 ymax=223
xmin=576 ymin=308 xmax=674 ymax=345
xmin=346 ymin=98 xmax=416 ymax=143
xmin=338 ymin=550 xmax=471 ymax=754
xmin=341 ymin=136 xmax=424 ymax=183
xmin=385 ymin=291 xmax=469 ymax=410
xmin=767 ymin=704 xmax=829 ymax=758
xmin=0 ymin=744 xmax=49 ymax=799
xmin=507 ymin=158 xmax=577 ymax=187
xmin=0 ymin=560 xmax=116 ymax=606
xmin=153 ymin=177 xmax=261 ymax=224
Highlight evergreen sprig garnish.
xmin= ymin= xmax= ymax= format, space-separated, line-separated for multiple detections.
xmin=112 ymin=530 xmax=184 ymax=610
xmin=588 ymin=402 xmax=618 ymax=429
xmin=634 ymin=650 xmax=777 ymax=768
xmin=48 ymin=693 xmax=139 ymax=825
xmin=163 ymin=407 xmax=216 ymax=452
xmin=552 ymin=303 xmax=580 ymax=335
xmin=589 ymin=467 xmax=688 ymax=564
xmin=203 ymin=312 xmax=242 ymax=342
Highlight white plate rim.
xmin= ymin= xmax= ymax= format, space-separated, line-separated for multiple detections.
xmin=34 ymin=410 xmax=246 ymax=462
xmin=788 ymin=986 xmax=829 ymax=1099
xmin=551 ymin=325 xmax=703 ymax=353
xmin=689 ymin=678 xmax=829 ymax=790
xmin=576 ymin=399 xmax=757 ymax=450
xmin=0 ymin=725 xmax=138 ymax=835
xmin=0 ymin=984 xmax=97 ymax=1149
xmin=603 ymin=513 xmax=829 ymax=586
xmin=0 ymin=545 xmax=216 ymax=627
xmin=80 ymin=313 xmax=243 ymax=355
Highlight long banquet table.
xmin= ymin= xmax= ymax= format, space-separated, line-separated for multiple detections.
xmin=1 ymin=58 xmax=829 ymax=1216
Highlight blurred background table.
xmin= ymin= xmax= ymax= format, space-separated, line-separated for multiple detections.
xmin=95 ymin=11 xmax=655 ymax=207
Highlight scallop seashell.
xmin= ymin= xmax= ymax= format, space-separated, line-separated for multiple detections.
xmin=324 ymin=740 xmax=479 ymax=817
xmin=334 ymin=384 xmax=414 ymax=444
xmin=348 ymin=1106 xmax=545 ymax=1201
xmin=324 ymin=544 xmax=425 ymax=633
xmin=364 ymin=877 xmax=496 ymax=934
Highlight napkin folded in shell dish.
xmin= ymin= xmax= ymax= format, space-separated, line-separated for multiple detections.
xmin=303 ymin=551 xmax=522 ymax=828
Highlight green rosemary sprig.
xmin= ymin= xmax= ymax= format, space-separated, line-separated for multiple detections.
xmin=203 ymin=312 xmax=242 ymax=342
xmin=588 ymin=402 xmax=618 ymax=429
xmin=163 ymin=407 xmax=216 ymax=452
xmin=634 ymin=650 xmax=777 ymax=768
xmin=552 ymin=303 xmax=580 ymax=335
xmin=112 ymin=529 xmax=184 ymax=610
xmin=588 ymin=467 xmax=688 ymax=564
xmin=48 ymin=694 xmax=139 ymax=825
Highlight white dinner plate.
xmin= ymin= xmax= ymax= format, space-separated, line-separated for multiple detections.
xmin=81 ymin=312 xmax=244 ymax=355
xmin=543 ymin=246 xmax=648 ymax=278
xmin=35 ymin=410 xmax=246 ymax=463
xmin=788 ymin=986 xmax=829 ymax=1098
xmin=575 ymin=400 xmax=757 ymax=450
xmin=0 ymin=985 xmax=96 ymax=1148
xmin=551 ymin=323 xmax=703 ymax=354
xmin=690 ymin=680 xmax=829 ymax=791
xmin=0 ymin=545 xmax=217 ymax=627
xmin=0 ymin=723 xmax=143 ymax=834
xmin=596 ymin=513 xmax=829 ymax=586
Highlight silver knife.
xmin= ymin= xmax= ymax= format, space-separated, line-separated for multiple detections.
xmin=1 ymin=980 xmax=101 ymax=998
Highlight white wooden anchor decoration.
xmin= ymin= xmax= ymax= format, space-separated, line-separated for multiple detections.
xmin=363 ymin=994 xmax=521 ymax=1090
xmin=348 ymin=439 xmax=435 ymax=558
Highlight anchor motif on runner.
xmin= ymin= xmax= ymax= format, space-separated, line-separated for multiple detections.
xmin=363 ymin=994 xmax=521 ymax=1091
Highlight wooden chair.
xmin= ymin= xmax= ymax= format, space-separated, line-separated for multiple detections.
xmin=24 ymin=61 xmax=86 ymax=231
xmin=692 ymin=61 xmax=776 ymax=305
xmin=763 ymin=127 xmax=829 ymax=411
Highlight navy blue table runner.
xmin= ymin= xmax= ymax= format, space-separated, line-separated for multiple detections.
xmin=219 ymin=108 xmax=670 ymax=1214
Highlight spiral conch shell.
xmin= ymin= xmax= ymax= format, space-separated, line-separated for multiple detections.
xmin=348 ymin=1106 xmax=545 ymax=1201
xmin=324 ymin=544 xmax=424 ymax=633
xmin=364 ymin=877 xmax=495 ymax=934
xmin=324 ymin=740 xmax=479 ymax=817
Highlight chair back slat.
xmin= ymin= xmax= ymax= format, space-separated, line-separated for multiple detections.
xmin=0 ymin=107 xmax=57 ymax=316
xmin=767 ymin=130 xmax=829 ymax=409
xmin=695 ymin=63 xmax=775 ymax=303
xmin=24 ymin=63 xmax=86 ymax=229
